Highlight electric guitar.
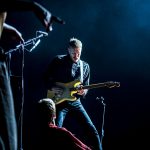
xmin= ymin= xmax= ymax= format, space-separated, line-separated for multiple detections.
xmin=47 ymin=80 xmax=120 ymax=105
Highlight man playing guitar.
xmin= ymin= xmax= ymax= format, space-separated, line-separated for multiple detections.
xmin=44 ymin=37 xmax=103 ymax=150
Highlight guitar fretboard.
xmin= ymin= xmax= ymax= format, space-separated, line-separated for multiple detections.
xmin=71 ymin=81 xmax=120 ymax=91
xmin=82 ymin=83 xmax=106 ymax=90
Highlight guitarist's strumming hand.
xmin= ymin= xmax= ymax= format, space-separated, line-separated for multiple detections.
xmin=76 ymin=85 xmax=88 ymax=96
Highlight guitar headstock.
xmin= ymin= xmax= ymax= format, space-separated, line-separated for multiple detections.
xmin=105 ymin=81 xmax=120 ymax=88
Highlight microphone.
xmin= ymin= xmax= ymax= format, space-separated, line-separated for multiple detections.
xmin=96 ymin=97 xmax=100 ymax=101
xmin=52 ymin=16 xmax=66 ymax=25
xmin=96 ymin=97 xmax=104 ymax=101
xmin=29 ymin=39 xmax=41 ymax=52
xmin=100 ymin=96 xmax=105 ymax=101
xmin=96 ymin=96 xmax=106 ymax=105
xmin=36 ymin=31 xmax=48 ymax=36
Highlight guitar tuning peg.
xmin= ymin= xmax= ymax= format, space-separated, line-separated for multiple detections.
xmin=115 ymin=82 xmax=120 ymax=87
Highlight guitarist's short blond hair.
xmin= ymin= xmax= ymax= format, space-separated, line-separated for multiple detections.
xmin=69 ymin=37 xmax=82 ymax=49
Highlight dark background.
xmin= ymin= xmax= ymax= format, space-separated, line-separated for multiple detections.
xmin=3 ymin=0 xmax=150 ymax=149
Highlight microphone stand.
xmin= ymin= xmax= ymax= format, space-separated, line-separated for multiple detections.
xmin=96 ymin=96 xmax=106 ymax=150
xmin=20 ymin=45 xmax=24 ymax=150
xmin=5 ymin=33 xmax=44 ymax=55
xmin=5 ymin=31 xmax=48 ymax=150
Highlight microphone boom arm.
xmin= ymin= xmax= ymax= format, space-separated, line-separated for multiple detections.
xmin=5 ymin=31 xmax=47 ymax=54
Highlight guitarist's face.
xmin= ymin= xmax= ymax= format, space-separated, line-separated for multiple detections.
xmin=68 ymin=47 xmax=82 ymax=63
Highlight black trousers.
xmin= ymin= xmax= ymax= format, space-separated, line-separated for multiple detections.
xmin=0 ymin=57 xmax=17 ymax=150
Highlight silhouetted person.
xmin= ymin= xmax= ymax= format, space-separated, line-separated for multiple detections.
xmin=0 ymin=1 xmax=64 ymax=149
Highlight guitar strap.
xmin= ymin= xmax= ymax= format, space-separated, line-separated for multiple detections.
xmin=80 ymin=60 xmax=83 ymax=83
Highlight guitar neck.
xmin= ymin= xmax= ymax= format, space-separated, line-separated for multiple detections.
xmin=81 ymin=83 xmax=106 ymax=90
xmin=70 ymin=81 xmax=120 ymax=91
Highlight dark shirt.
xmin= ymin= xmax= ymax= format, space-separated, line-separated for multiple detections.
xmin=45 ymin=54 xmax=90 ymax=90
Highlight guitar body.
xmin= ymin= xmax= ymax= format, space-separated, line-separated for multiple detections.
xmin=47 ymin=80 xmax=81 ymax=105
xmin=47 ymin=80 xmax=120 ymax=105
